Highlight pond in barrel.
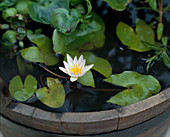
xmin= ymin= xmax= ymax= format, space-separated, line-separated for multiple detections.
xmin=0 ymin=0 xmax=170 ymax=113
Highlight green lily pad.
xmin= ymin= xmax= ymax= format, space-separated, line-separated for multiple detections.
xmin=107 ymin=85 xmax=152 ymax=106
xmin=51 ymin=8 xmax=81 ymax=35
xmin=21 ymin=34 xmax=58 ymax=66
xmin=104 ymin=71 xmax=161 ymax=106
xmin=116 ymin=20 xmax=155 ymax=52
xmin=104 ymin=71 xmax=161 ymax=94
xmin=27 ymin=0 xmax=69 ymax=24
xmin=78 ymin=70 xmax=95 ymax=88
xmin=52 ymin=12 xmax=105 ymax=54
xmin=103 ymin=0 xmax=131 ymax=11
xmin=36 ymin=77 xmax=65 ymax=108
xmin=9 ymin=75 xmax=37 ymax=101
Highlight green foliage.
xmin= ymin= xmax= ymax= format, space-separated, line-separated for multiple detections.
xmin=36 ymin=77 xmax=65 ymax=108
xmin=0 ymin=0 xmax=18 ymax=10
xmin=103 ymin=0 xmax=131 ymax=11
xmin=27 ymin=0 xmax=69 ymax=24
xmin=162 ymin=51 xmax=170 ymax=69
xmin=69 ymin=0 xmax=84 ymax=6
xmin=15 ymin=0 xmax=28 ymax=16
xmin=9 ymin=75 xmax=37 ymax=101
xmin=21 ymin=34 xmax=58 ymax=66
xmin=51 ymin=8 xmax=81 ymax=35
xmin=1 ymin=30 xmax=16 ymax=48
xmin=157 ymin=23 xmax=164 ymax=40
xmin=147 ymin=0 xmax=157 ymax=10
xmin=116 ymin=20 xmax=155 ymax=52
xmin=53 ymin=13 xmax=105 ymax=54
xmin=104 ymin=71 xmax=161 ymax=106
xmin=2 ymin=7 xmax=17 ymax=20
xmin=77 ymin=70 xmax=95 ymax=88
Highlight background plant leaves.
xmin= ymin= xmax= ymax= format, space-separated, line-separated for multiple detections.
xmin=27 ymin=0 xmax=69 ymax=24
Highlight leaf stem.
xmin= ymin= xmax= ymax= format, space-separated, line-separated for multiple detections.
xmin=41 ymin=64 xmax=70 ymax=79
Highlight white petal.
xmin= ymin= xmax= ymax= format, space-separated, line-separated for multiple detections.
xmin=80 ymin=59 xmax=86 ymax=67
xmin=73 ymin=56 xmax=77 ymax=65
xmin=70 ymin=77 xmax=78 ymax=82
xmin=67 ymin=54 xmax=73 ymax=66
xmin=63 ymin=61 xmax=69 ymax=72
xmin=77 ymin=55 xmax=83 ymax=65
xmin=59 ymin=67 xmax=68 ymax=74
xmin=84 ymin=64 xmax=94 ymax=72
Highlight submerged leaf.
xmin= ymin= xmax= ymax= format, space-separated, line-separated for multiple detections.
xmin=36 ymin=78 xmax=65 ymax=108
xmin=9 ymin=75 xmax=37 ymax=101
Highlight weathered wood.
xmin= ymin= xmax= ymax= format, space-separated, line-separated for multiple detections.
xmin=117 ymin=92 xmax=169 ymax=130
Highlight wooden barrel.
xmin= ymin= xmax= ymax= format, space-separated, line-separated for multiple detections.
xmin=0 ymin=78 xmax=170 ymax=135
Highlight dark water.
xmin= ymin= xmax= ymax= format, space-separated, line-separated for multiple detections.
xmin=0 ymin=0 xmax=170 ymax=113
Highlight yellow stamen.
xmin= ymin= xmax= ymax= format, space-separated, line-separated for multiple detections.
xmin=69 ymin=65 xmax=82 ymax=76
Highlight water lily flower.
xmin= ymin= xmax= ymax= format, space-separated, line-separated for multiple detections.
xmin=59 ymin=54 xmax=94 ymax=82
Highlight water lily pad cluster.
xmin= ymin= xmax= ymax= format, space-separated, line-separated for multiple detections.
xmin=9 ymin=75 xmax=65 ymax=108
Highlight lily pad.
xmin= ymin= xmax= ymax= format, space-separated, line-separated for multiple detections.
xmin=27 ymin=0 xmax=69 ymax=24
xmin=77 ymin=70 xmax=95 ymax=88
xmin=103 ymin=0 xmax=131 ymax=11
xmin=21 ymin=34 xmax=58 ymax=66
xmin=116 ymin=20 xmax=155 ymax=52
xmin=52 ymin=13 xmax=105 ymax=54
xmin=9 ymin=75 xmax=37 ymax=101
xmin=104 ymin=71 xmax=161 ymax=106
xmin=36 ymin=77 xmax=65 ymax=108
xmin=107 ymin=85 xmax=152 ymax=106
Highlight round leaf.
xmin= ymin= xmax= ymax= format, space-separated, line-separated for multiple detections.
xmin=107 ymin=85 xmax=152 ymax=106
xmin=27 ymin=0 xmax=69 ymax=24
xmin=36 ymin=78 xmax=65 ymax=108
xmin=104 ymin=71 xmax=161 ymax=94
xmin=9 ymin=75 xmax=37 ymax=101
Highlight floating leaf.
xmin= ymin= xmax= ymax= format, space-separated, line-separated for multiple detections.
xmin=116 ymin=20 xmax=155 ymax=52
xmin=104 ymin=71 xmax=161 ymax=106
xmin=51 ymin=8 xmax=81 ymax=35
xmin=15 ymin=0 xmax=28 ymax=16
xmin=157 ymin=23 xmax=164 ymax=40
xmin=0 ymin=0 xmax=18 ymax=10
xmin=103 ymin=0 xmax=131 ymax=11
xmin=9 ymin=75 xmax=37 ymax=101
xmin=107 ymin=85 xmax=152 ymax=106
xmin=162 ymin=51 xmax=170 ymax=69
xmin=21 ymin=34 xmax=58 ymax=66
xmin=66 ymin=51 xmax=112 ymax=77
xmin=77 ymin=70 xmax=95 ymax=88
xmin=2 ymin=7 xmax=17 ymax=20
xmin=27 ymin=0 xmax=69 ymax=24
xmin=53 ymin=13 xmax=105 ymax=54
xmin=36 ymin=77 xmax=65 ymax=108
xmin=104 ymin=71 xmax=161 ymax=94
xmin=147 ymin=0 xmax=157 ymax=10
